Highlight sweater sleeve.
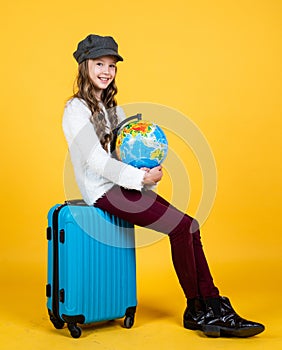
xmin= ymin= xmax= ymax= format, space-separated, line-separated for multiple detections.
xmin=62 ymin=99 xmax=146 ymax=191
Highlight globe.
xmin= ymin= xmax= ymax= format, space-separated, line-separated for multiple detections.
xmin=115 ymin=120 xmax=168 ymax=168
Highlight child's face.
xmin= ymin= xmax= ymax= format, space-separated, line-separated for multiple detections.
xmin=88 ymin=56 xmax=117 ymax=97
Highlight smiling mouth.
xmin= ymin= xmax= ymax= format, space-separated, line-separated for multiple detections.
xmin=99 ymin=77 xmax=110 ymax=82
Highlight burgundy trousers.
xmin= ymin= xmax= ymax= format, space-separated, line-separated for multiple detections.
xmin=94 ymin=185 xmax=219 ymax=300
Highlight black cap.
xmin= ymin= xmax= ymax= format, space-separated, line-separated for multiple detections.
xmin=73 ymin=34 xmax=123 ymax=64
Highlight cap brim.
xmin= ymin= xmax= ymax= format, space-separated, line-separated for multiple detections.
xmin=75 ymin=48 xmax=123 ymax=63
xmin=94 ymin=49 xmax=123 ymax=61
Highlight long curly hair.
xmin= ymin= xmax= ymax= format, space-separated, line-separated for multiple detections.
xmin=72 ymin=60 xmax=119 ymax=151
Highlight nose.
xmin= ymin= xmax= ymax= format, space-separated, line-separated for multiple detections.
xmin=102 ymin=65 xmax=110 ymax=74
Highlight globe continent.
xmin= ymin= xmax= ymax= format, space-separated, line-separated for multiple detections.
xmin=116 ymin=121 xmax=168 ymax=168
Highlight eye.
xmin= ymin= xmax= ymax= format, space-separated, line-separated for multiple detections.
xmin=96 ymin=62 xmax=103 ymax=67
xmin=110 ymin=64 xmax=116 ymax=69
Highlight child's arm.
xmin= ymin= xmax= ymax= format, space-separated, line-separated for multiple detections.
xmin=63 ymin=99 xmax=153 ymax=190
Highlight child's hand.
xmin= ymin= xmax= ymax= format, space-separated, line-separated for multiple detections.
xmin=140 ymin=167 xmax=150 ymax=173
xmin=142 ymin=166 xmax=163 ymax=185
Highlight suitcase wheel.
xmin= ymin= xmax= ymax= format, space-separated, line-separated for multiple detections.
xmin=50 ymin=316 xmax=65 ymax=329
xmin=68 ymin=323 xmax=82 ymax=338
xmin=124 ymin=316 xmax=134 ymax=329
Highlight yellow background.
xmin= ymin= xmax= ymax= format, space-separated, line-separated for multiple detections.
xmin=0 ymin=0 xmax=281 ymax=349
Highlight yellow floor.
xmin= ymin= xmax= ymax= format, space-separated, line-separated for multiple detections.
xmin=1 ymin=241 xmax=281 ymax=350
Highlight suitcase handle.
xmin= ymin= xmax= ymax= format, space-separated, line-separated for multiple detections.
xmin=65 ymin=199 xmax=89 ymax=206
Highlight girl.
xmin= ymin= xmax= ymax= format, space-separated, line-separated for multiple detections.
xmin=62 ymin=34 xmax=265 ymax=338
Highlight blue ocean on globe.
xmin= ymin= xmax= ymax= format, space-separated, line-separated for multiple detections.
xmin=116 ymin=120 xmax=168 ymax=169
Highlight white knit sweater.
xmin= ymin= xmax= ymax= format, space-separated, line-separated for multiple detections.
xmin=62 ymin=98 xmax=147 ymax=205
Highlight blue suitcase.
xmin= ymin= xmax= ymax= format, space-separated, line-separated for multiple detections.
xmin=46 ymin=200 xmax=137 ymax=338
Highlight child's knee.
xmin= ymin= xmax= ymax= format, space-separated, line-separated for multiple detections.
xmin=188 ymin=217 xmax=199 ymax=234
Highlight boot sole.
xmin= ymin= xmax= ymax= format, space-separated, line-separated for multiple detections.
xmin=183 ymin=320 xmax=202 ymax=331
xmin=202 ymin=324 xmax=265 ymax=338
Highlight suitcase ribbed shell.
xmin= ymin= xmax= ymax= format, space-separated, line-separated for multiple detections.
xmin=47 ymin=203 xmax=137 ymax=330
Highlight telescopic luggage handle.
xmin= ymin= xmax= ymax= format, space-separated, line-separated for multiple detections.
xmin=65 ymin=199 xmax=88 ymax=206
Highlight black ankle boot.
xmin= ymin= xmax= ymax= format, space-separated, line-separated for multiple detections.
xmin=183 ymin=298 xmax=206 ymax=331
xmin=202 ymin=296 xmax=265 ymax=338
